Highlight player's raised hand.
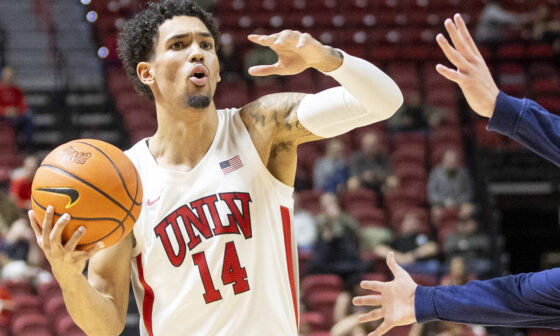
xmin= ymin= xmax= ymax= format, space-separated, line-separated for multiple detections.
xmin=352 ymin=252 xmax=417 ymax=336
xmin=28 ymin=206 xmax=104 ymax=278
xmin=436 ymin=13 xmax=499 ymax=118
xmin=247 ymin=30 xmax=342 ymax=76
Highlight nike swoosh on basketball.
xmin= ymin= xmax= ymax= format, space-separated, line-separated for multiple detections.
xmin=36 ymin=187 xmax=80 ymax=209
xmin=147 ymin=195 xmax=161 ymax=207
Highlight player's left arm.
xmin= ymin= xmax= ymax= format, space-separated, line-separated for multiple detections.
xmin=240 ymin=30 xmax=403 ymax=185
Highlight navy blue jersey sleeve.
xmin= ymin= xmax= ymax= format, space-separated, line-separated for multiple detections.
xmin=415 ymin=268 xmax=560 ymax=328
xmin=487 ymin=91 xmax=560 ymax=166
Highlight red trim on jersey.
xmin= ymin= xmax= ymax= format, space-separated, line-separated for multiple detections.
xmin=136 ymin=254 xmax=154 ymax=336
xmin=280 ymin=206 xmax=299 ymax=330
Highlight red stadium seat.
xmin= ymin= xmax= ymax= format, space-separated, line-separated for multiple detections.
xmin=0 ymin=279 xmax=33 ymax=297
xmin=284 ymin=70 xmax=317 ymax=93
xmin=13 ymin=295 xmax=43 ymax=316
xmin=362 ymin=272 xmax=388 ymax=282
xmin=349 ymin=207 xmax=387 ymax=227
xmin=300 ymin=312 xmax=326 ymax=332
xmin=37 ymin=280 xmax=63 ymax=303
xmin=297 ymin=188 xmax=323 ymax=215
xmin=410 ymin=273 xmax=438 ymax=286
xmin=214 ymin=80 xmax=250 ymax=109
xmin=305 ymin=290 xmax=341 ymax=329
xmin=341 ymin=189 xmax=378 ymax=210
xmin=388 ymin=206 xmax=429 ymax=230
xmin=531 ymin=79 xmax=560 ymax=95
xmin=496 ymin=43 xmax=526 ymax=60
xmin=302 ymin=274 xmax=344 ymax=295
xmin=10 ymin=313 xmax=49 ymax=336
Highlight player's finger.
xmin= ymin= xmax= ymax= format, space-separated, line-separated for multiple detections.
xmin=49 ymin=213 xmax=71 ymax=245
xmin=361 ymin=280 xmax=386 ymax=292
xmin=370 ymin=321 xmax=393 ymax=336
xmin=436 ymin=34 xmax=467 ymax=69
xmin=353 ymin=294 xmax=382 ymax=306
xmin=454 ymin=14 xmax=478 ymax=53
xmin=296 ymin=33 xmax=311 ymax=48
xmin=64 ymin=226 xmax=86 ymax=253
xmin=42 ymin=206 xmax=54 ymax=250
xmin=28 ymin=210 xmax=42 ymax=239
xmin=248 ymin=64 xmax=280 ymax=76
xmin=386 ymin=251 xmax=408 ymax=278
xmin=435 ymin=64 xmax=464 ymax=84
xmin=247 ymin=33 xmax=279 ymax=46
xmin=444 ymin=18 xmax=473 ymax=61
xmin=75 ymin=242 xmax=105 ymax=261
xmin=358 ymin=307 xmax=385 ymax=323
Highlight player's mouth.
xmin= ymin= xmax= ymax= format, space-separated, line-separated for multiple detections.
xmin=189 ymin=64 xmax=209 ymax=87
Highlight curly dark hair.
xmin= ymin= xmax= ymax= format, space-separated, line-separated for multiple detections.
xmin=117 ymin=0 xmax=220 ymax=100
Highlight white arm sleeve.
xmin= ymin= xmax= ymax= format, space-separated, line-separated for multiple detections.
xmin=296 ymin=49 xmax=403 ymax=138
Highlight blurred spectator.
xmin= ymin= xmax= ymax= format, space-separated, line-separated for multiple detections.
xmin=293 ymin=192 xmax=317 ymax=253
xmin=475 ymin=0 xmax=527 ymax=44
xmin=307 ymin=193 xmax=365 ymax=287
xmin=9 ymin=154 xmax=38 ymax=209
xmin=443 ymin=217 xmax=492 ymax=276
xmin=0 ymin=192 xmax=22 ymax=236
xmin=408 ymin=320 xmax=463 ymax=336
xmin=0 ymin=282 xmax=13 ymax=327
xmin=0 ymin=66 xmax=33 ymax=149
xmin=428 ymin=149 xmax=474 ymax=221
xmin=531 ymin=4 xmax=560 ymax=47
xmin=440 ymin=256 xmax=470 ymax=286
xmin=347 ymin=132 xmax=392 ymax=197
xmin=388 ymin=91 xmax=445 ymax=133
xmin=374 ymin=212 xmax=440 ymax=275
xmin=218 ymin=33 xmax=243 ymax=81
xmin=313 ymin=139 xmax=349 ymax=193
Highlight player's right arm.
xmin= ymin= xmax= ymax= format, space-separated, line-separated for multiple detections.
xmin=29 ymin=206 xmax=132 ymax=336
xmin=436 ymin=14 xmax=560 ymax=167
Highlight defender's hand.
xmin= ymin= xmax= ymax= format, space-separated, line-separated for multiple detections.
xmin=352 ymin=252 xmax=417 ymax=336
xmin=435 ymin=14 xmax=499 ymax=118
xmin=28 ymin=206 xmax=104 ymax=280
xmin=247 ymin=30 xmax=342 ymax=76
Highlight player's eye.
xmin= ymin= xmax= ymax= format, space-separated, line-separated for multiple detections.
xmin=201 ymin=41 xmax=212 ymax=49
xmin=171 ymin=41 xmax=184 ymax=50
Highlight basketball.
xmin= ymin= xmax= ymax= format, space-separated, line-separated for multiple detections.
xmin=31 ymin=139 xmax=143 ymax=250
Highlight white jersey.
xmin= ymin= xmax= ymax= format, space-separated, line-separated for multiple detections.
xmin=125 ymin=108 xmax=299 ymax=336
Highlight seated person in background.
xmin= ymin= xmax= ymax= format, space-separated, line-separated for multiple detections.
xmin=440 ymin=256 xmax=470 ymax=286
xmin=307 ymin=193 xmax=365 ymax=287
xmin=0 ymin=67 xmax=33 ymax=149
xmin=293 ymin=192 xmax=317 ymax=253
xmin=475 ymin=0 xmax=528 ymax=44
xmin=532 ymin=3 xmax=560 ymax=47
xmin=347 ymin=132 xmax=392 ymax=197
xmin=9 ymin=154 xmax=38 ymax=209
xmin=387 ymin=91 xmax=445 ymax=133
xmin=0 ymin=192 xmax=23 ymax=236
xmin=374 ymin=213 xmax=440 ymax=276
xmin=313 ymin=139 xmax=349 ymax=193
xmin=428 ymin=149 xmax=475 ymax=222
xmin=443 ymin=216 xmax=492 ymax=276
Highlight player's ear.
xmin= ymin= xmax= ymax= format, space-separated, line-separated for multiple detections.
xmin=137 ymin=61 xmax=155 ymax=85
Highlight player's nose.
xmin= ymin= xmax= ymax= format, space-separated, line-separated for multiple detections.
xmin=188 ymin=45 xmax=204 ymax=63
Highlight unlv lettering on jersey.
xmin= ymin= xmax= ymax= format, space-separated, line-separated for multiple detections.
xmin=154 ymin=192 xmax=252 ymax=267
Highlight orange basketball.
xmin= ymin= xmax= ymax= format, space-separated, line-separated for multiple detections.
xmin=31 ymin=139 xmax=143 ymax=250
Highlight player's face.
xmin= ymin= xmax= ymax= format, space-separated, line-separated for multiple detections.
xmin=151 ymin=16 xmax=220 ymax=109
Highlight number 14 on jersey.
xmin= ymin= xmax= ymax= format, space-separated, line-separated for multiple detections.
xmin=192 ymin=241 xmax=250 ymax=304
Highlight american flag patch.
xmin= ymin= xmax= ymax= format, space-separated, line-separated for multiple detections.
xmin=219 ymin=155 xmax=244 ymax=174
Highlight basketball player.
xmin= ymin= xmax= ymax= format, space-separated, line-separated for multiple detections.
xmin=353 ymin=14 xmax=560 ymax=336
xmin=27 ymin=1 xmax=403 ymax=335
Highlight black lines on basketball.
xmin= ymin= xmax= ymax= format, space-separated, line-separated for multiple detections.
xmin=39 ymin=163 xmax=138 ymax=223
xmin=76 ymin=140 xmax=142 ymax=206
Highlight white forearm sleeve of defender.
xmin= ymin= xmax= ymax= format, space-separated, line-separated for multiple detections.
xmin=296 ymin=50 xmax=403 ymax=138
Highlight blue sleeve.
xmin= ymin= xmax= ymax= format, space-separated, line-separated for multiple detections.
xmin=415 ymin=268 xmax=560 ymax=328
xmin=487 ymin=91 xmax=560 ymax=166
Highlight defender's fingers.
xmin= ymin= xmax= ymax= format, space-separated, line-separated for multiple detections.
xmin=444 ymin=18 xmax=474 ymax=60
xmin=247 ymin=33 xmax=279 ymax=46
xmin=361 ymin=280 xmax=386 ymax=292
xmin=435 ymin=64 xmax=463 ymax=84
xmin=274 ymin=30 xmax=296 ymax=46
xmin=64 ymin=226 xmax=86 ymax=252
xmin=28 ymin=210 xmax=42 ymax=238
xmin=42 ymin=206 xmax=54 ymax=250
xmin=353 ymin=294 xmax=382 ymax=306
xmin=436 ymin=34 xmax=468 ymax=69
xmin=454 ymin=14 xmax=483 ymax=58
xmin=370 ymin=321 xmax=393 ymax=336
xmin=49 ymin=213 xmax=71 ymax=245
xmin=358 ymin=308 xmax=385 ymax=323
xmin=248 ymin=64 xmax=280 ymax=76
xmin=386 ymin=252 xmax=407 ymax=278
